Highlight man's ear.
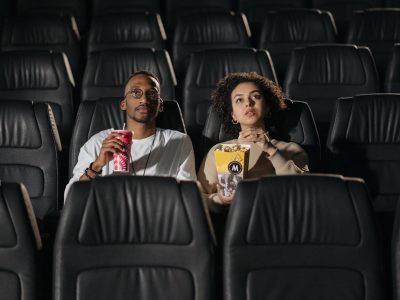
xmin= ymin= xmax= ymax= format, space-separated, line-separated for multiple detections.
xmin=120 ymin=99 xmax=126 ymax=110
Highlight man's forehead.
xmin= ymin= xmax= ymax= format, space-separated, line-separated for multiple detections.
xmin=126 ymin=74 xmax=160 ymax=91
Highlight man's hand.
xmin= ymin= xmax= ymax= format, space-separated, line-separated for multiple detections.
xmin=92 ymin=131 xmax=129 ymax=171
xmin=238 ymin=128 xmax=277 ymax=156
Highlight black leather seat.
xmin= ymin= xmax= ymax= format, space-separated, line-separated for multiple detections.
xmin=391 ymin=201 xmax=400 ymax=300
xmin=87 ymin=12 xmax=166 ymax=53
xmin=327 ymin=93 xmax=400 ymax=213
xmin=92 ymin=0 xmax=162 ymax=16
xmin=224 ymin=174 xmax=386 ymax=300
xmin=200 ymin=99 xmax=321 ymax=171
xmin=1 ymin=15 xmax=82 ymax=83
xmin=69 ymin=98 xmax=185 ymax=177
xmin=385 ymin=43 xmax=400 ymax=92
xmin=81 ymin=49 xmax=176 ymax=102
xmin=313 ymin=0 xmax=381 ymax=40
xmin=346 ymin=8 xmax=400 ymax=85
xmin=55 ymin=176 xmax=215 ymax=300
xmin=258 ymin=9 xmax=337 ymax=83
xmin=16 ymin=0 xmax=87 ymax=35
xmin=0 ymin=50 xmax=75 ymax=147
xmin=238 ymin=0 xmax=310 ymax=39
xmin=183 ymin=48 xmax=277 ymax=151
xmin=0 ymin=181 xmax=42 ymax=300
xmin=165 ymin=0 xmax=234 ymax=32
xmin=172 ymin=11 xmax=251 ymax=81
xmin=0 ymin=101 xmax=60 ymax=219
xmin=284 ymin=44 xmax=380 ymax=142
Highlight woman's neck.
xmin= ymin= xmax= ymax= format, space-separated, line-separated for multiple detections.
xmin=240 ymin=123 xmax=266 ymax=132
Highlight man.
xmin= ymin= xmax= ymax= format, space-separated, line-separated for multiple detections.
xmin=64 ymin=70 xmax=196 ymax=200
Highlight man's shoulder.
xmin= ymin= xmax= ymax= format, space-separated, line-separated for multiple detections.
xmin=86 ymin=129 xmax=113 ymax=144
xmin=158 ymin=128 xmax=189 ymax=141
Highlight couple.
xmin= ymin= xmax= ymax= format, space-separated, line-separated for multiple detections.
xmin=65 ymin=71 xmax=308 ymax=211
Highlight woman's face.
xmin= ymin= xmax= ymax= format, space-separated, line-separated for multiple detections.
xmin=230 ymin=82 xmax=268 ymax=129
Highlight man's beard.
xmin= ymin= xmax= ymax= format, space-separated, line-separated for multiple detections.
xmin=130 ymin=105 xmax=158 ymax=124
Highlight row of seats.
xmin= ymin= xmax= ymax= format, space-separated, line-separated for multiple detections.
xmin=0 ymin=43 xmax=398 ymax=149
xmin=2 ymin=8 xmax=400 ymax=82
xmin=0 ymin=91 xmax=399 ymax=221
xmin=2 ymin=0 xmax=400 ymax=35
xmin=1 ymin=174 xmax=393 ymax=299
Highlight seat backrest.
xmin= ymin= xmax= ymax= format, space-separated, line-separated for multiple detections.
xmin=0 ymin=101 xmax=59 ymax=219
xmin=183 ymin=48 xmax=277 ymax=148
xmin=200 ymin=99 xmax=321 ymax=171
xmin=87 ymin=12 xmax=166 ymax=53
xmin=81 ymin=48 xmax=176 ymax=102
xmin=165 ymin=0 xmax=234 ymax=31
xmin=172 ymin=11 xmax=251 ymax=81
xmin=0 ymin=50 xmax=74 ymax=145
xmin=327 ymin=93 xmax=400 ymax=212
xmin=92 ymin=0 xmax=162 ymax=16
xmin=392 ymin=200 xmax=400 ymax=300
xmin=313 ymin=0 xmax=381 ymax=39
xmin=55 ymin=176 xmax=215 ymax=300
xmin=16 ymin=0 xmax=87 ymax=35
xmin=284 ymin=44 xmax=379 ymax=140
xmin=0 ymin=181 xmax=41 ymax=300
xmin=238 ymin=0 xmax=309 ymax=37
xmin=69 ymin=98 xmax=185 ymax=176
xmin=385 ymin=43 xmax=400 ymax=92
xmin=346 ymin=8 xmax=400 ymax=83
xmin=224 ymin=174 xmax=386 ymax=300
xmin=1 ymin=15 xmax=82 ymax=82
xmin=258 ymin=9 xmax=337 ymax=83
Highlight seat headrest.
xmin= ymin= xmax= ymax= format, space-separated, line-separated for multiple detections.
xmin=77 ymin=176 xmax=192 ymax=245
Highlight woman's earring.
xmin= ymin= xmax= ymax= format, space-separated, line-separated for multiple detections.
xmin=158 ymin=98 xmax=164 ymax=112
xmin=232 ymin=119 xmax=238 ymax=124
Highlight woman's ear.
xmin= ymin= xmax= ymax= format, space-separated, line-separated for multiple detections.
xmin=120 ymin=99 xmax=127 ymax=110
xmin=231 ymin=111 xmax=237 ymax=122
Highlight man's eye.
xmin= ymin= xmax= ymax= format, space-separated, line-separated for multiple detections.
xmin=132 ymin=89 xmax=143 ymax=98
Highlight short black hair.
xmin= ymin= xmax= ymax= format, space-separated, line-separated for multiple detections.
xmin=124 ymin=70 xmax=160 ymax=88
xmin=212 ymin=72 xmax=287 ymax=137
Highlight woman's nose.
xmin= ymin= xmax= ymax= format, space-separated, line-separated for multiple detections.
xmin=245 ymin=97 xmax=255 ymax=107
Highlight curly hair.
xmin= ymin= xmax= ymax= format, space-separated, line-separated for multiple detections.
xmin=211 ymin=72 xmax=287 ymax=137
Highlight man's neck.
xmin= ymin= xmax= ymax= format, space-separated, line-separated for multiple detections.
xmin=127 ymin=122 xmax=156 ymax=139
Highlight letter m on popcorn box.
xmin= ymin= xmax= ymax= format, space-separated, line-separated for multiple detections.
xmin=213 ymin=144 xmax=250 ymax=197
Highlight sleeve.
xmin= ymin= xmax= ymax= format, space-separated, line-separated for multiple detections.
xmin=63 ymin=138 xmax=100 ymax=202
xmin=176 ymin=134 xmax=197 ymax=181
xmin=196 ymin=147 xmax=228 ymax=213
xmin=268 ymin=143 xmax=310 ymax=175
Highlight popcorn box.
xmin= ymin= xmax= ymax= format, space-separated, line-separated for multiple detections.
xmin=214 ymin=144 xmax=250 ymax=197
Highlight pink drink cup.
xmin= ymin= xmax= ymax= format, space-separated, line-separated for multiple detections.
xmin=113 ymin=130 xmax=133 ymax=172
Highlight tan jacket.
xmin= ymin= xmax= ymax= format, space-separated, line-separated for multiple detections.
xmin=197 ymin=139 xmax=309 ymax=212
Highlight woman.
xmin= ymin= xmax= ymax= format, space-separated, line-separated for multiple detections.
xmin=197 ymin=72 xmax=309 ymax=212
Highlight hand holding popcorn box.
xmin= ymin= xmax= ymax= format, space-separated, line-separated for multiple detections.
xmin=214 ymin=144 xmax=250 ymax=197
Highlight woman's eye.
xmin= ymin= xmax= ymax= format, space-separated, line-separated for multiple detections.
xmin=252 ymin=94 xmax=262 ymax=100
xmin=235 ymin=98 xmax=242 ymax=103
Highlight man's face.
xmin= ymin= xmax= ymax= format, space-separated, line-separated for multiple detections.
xmin=121 ymin=74 xmax=161 ymax=124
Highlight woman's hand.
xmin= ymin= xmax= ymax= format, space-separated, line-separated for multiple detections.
xmin=216 ymin=184 xmax=235 ymax=205
xmin=238 ymin=128 xmax=277 ymax=156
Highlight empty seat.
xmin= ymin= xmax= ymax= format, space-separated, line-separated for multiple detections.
xmin=69 ymin=98 xmax=185 ymax=176
xmin=1 ymin=15 xmax=82 ymax=82
xmin=327 ymin=93 xmax=400 ymax=213
xmin=87 ymin=12 xmax=166 ymax=53
xmin=385 ymin=43 xmax=400 ymax=92
xmin=238 ymin=0 xmax=309 ymax=37
xmin=258 ymin=9 xmax=337 ymax=83
xmin=0 ymin=181 xmax=42 ymax=300
xmin=16 ymin=0 xmax=87 ymax=35
xmin=92 ymin=0 xmax=162 ymax=16
xmin=0 ymin=51 xmax=75 ymax=146
xmin=173 ymin=11 xmax=251 ymax=81
xmin=224 ymin=174 xmax=386 ymax=300
xmin=55 ymin=176 xmax=215 ymax=300
xmin=183 ymin=48 xmax=276 ymax=148
xmin=346 ymin=8 xmax=400 ymax=84
xmin=392 ymin=201 xmax=400 ymax=300
xmin=81 ymin=49 xmax=176 ymax=102
xmin=313 ymin=0 xmax=381 ymax=40
xmin=0 ymin=101 xmax=60 ymax=219
xmin=284 ymin=44 xmax=380 ymax=141
xmin=200 ymin=99 xmax=321 ymax=171
xmin=165 ymin=0 xmax=234 ymax=31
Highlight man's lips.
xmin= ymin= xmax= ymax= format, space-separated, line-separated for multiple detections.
xmin=135 ymin=105 xmax=150 ymax=113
